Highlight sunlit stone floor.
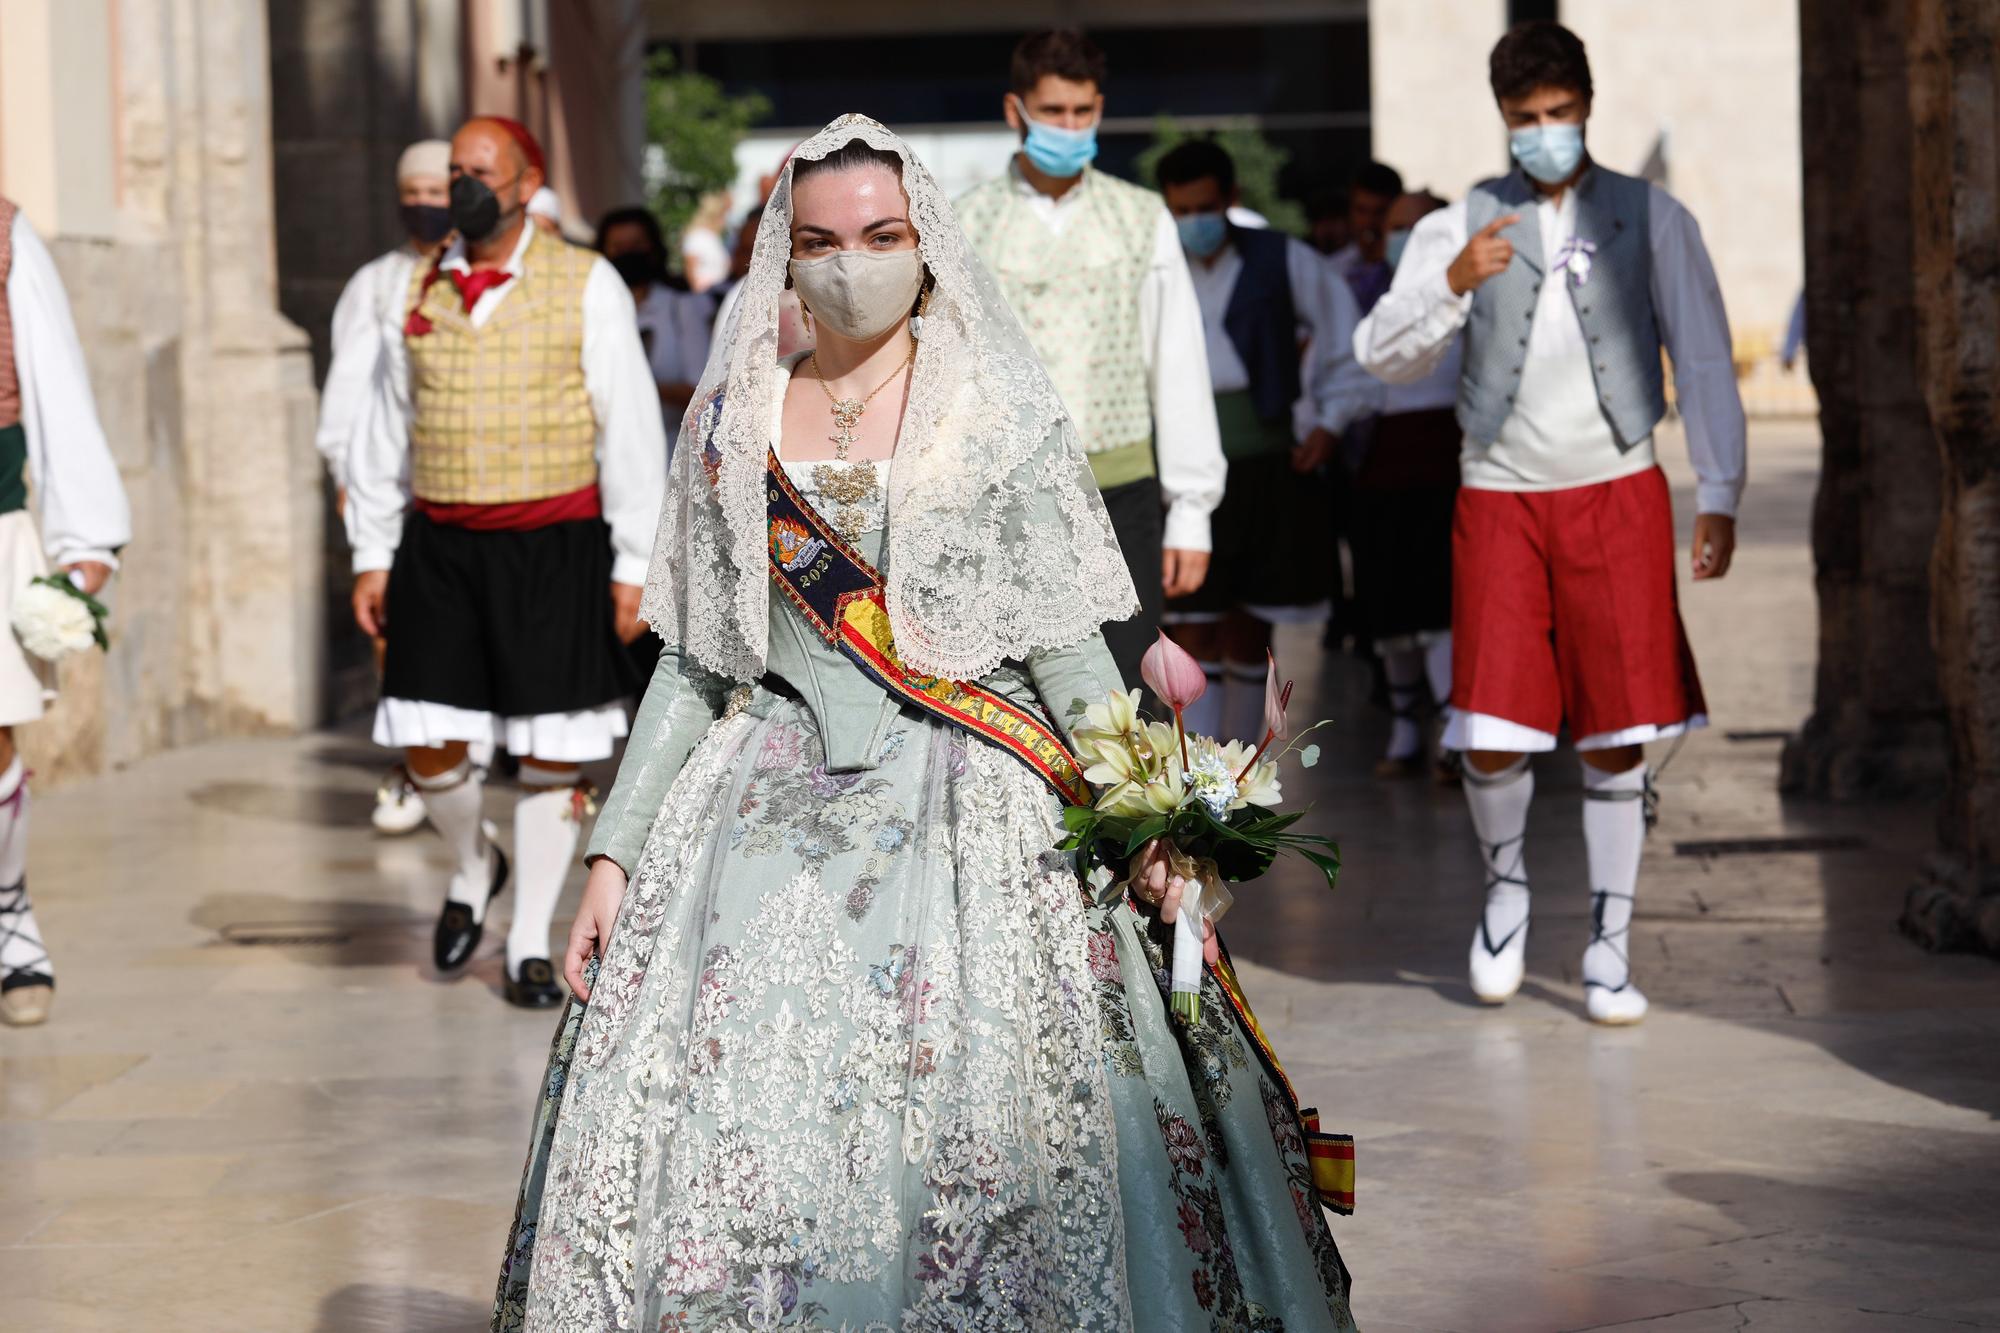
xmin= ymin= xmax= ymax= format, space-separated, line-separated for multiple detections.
xmin=3 ymin=421 xmax=1996 ymax=1331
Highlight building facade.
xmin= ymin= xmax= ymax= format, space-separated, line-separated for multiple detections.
xmin=0 ymin=0 xmax=649 ymax=783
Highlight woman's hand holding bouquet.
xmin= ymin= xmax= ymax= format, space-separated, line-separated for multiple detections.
xmin=1062 ymin=633 xmax=1340 ymax=1024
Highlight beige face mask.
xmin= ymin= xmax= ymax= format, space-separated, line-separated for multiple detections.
xmin=789 ymin=249 xmax=925 ymax=341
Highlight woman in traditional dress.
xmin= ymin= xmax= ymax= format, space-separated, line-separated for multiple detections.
xmin=491 ymin=115 xmax=1358 ymax=1333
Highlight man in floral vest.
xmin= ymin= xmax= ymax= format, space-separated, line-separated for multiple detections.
xmin=0 ymin=195 xmax=133 ymax=1028
xmin=957 ymin=28 xmax=1226 ymax=687
xmin=345 ymin=117 xmax=665 ymax=1009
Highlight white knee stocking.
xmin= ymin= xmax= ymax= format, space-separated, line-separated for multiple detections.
xmin=0 ymin=759 xmax=46 ymax=982
xmin=1464 ymin=756 xmax=1532 ymax=948
xmin=1424 ymin=635 xmax=1454 ymax=727
xmin=507 ymin=765 xmax=584 ymax=977
xmin=1382 ymin=648 xmax=1425 ymax=760
xmin=409 ymin=759 xmax=493 ymax=918
xmin=1581 ymin=762 xmax=1648 ymax=993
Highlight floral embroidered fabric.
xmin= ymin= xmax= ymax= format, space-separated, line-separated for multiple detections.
xmin=498 ymin=693 xmax=1357 ymax=1331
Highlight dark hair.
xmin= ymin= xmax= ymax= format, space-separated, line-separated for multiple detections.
xmin=594 ymin=206 xmax=665 ymax=256
xmin=1011 ymin=28 xmax=1107 ymax=94
xmin=1155 ymin=139 xmax=1236 ymax=196
xmin=1349 ymin=160 xmax=1404 ymax=201
xmin=790 ymin=139 xmax=904 ymax=187
xmin=1306 ymin=185 xmax=1348 ymax=222
xmin=1489 ymin=20 xmax=1593 ymax=104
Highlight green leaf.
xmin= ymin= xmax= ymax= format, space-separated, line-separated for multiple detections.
xmin=1300 ymin=744 xmax=1321 ymax=769
xmin=1123 ymin=815 xmax=1172 ymax=856
xmin=1294 ymin=847 xmax=1343 ymax=890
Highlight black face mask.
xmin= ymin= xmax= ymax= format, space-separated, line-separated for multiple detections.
xmin=609 ymin=250 xmax=664 ymax=290
xmin=449 ymin=174 xmax=516 ymax=243
xmin=399 ymin=203 xmax=453 ymax=245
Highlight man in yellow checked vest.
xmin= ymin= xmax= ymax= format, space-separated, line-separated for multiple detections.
xmin=344 ymin=117 xmax=665 ymax=1010
xmin=958 ymin=27 xmax=1227 ymax=688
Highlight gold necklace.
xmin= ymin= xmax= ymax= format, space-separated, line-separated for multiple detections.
xmin=809 ymin=345 xmax=914 ymax=458
xmin=807 ymin=345 xmax=912 ymax=537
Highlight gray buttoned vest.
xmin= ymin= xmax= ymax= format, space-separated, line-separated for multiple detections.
xmin=1460 ymin=165 xmax=1665 ymax=449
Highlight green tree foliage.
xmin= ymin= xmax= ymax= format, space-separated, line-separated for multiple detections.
xmin=1134 ymin=116 xmax=1308 ymax=237
xmin=644 ymin=49 xmax=770 ymax=265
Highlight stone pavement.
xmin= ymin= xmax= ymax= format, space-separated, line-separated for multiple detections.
xmin=3 ymin=420 xmax=1997 ymax=1331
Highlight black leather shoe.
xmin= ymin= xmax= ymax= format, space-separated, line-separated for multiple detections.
xmin=432 ymin=846 xmax=510 ymax=973
xmin=504 ymin=957 xmax=563 ymax=1009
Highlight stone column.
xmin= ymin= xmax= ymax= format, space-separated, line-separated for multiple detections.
xmin=1780 ymin=0 xmax=1947 ymax=800
xmin=1899 ymin=0 xmax=2000 ymax=951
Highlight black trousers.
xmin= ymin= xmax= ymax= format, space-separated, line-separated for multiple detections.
xmin=1098 ymin=475 xmax=1165 ymax=688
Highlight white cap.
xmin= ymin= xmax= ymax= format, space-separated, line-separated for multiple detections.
xmin=397 ymin=139 xmax=450 ymax=184
xmin=526 ymin=187 xmax=562 ymax=221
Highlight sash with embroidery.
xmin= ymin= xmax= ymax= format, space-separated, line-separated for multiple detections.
xmin=765 ymin=451 xmax=1089 ymax=807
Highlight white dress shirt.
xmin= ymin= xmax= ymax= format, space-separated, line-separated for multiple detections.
xmin=1355 ymin=178 xmax=1746 ymax=517
xmin=6 ymin=211 xmax=132 ymax=568
xmin=1005 ymin=166 xmax=1227 ymax=553
xmin=346 ymin=223 xmax=668 ymax=585
xmin=1186 ymin=234 xmax=1374 ymax=437
xmin=317 ymin=245 xmax=420 ymax=489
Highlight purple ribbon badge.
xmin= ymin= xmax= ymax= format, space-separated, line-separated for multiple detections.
xmin=1556 ymin=236 xmax=1596 ymax=287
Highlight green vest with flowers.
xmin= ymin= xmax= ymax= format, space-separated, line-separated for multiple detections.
xmin=957 ymin=168 xmax=1160 ymax=490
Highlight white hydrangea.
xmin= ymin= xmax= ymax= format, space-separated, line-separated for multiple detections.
xmin=12 ymin=581 xmax=96 ymax=661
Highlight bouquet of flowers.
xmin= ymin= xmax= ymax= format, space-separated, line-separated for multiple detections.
xmin=1061 ymin=633 xmax=1340 ymax=1024
xmin=11 ymin=573 xmax=108 ymax=663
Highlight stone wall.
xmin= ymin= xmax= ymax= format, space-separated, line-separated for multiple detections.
xmin=1779 ymin=0 xmax=1948 ymax=802
xmin=1 ymin=0 xmax=324 ymax=785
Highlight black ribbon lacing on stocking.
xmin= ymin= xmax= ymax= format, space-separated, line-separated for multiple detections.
xmin=1475 ymin=832 xmax=1529 ymax=957
xmin=1578 ymin=733 xmax=1687 ymax=832
xmin=1583 ymin=888 xmax=1635 ymax=994
xmin=0 ymin=880 xmax=51 ymax=988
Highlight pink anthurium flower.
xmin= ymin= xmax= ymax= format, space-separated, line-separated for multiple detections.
xmin=1262 ymin=649 xmax=1293 ymax=744
xmin=1240 ymin=650 xmax=1295 ymax=782
xmin=1140 ymin=631 xmax=1206 ymax=768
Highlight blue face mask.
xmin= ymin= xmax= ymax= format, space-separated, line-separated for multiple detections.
xmin=1509 ymin=121 xmax=1586 ymax=185
xmin=1384 ymin=227 xmax=1411 ymax=269
xmin=1014 ymin=96 xmax=1099 ymax=179
xmin=1176 ymin=212 xmax=1229 ymax=259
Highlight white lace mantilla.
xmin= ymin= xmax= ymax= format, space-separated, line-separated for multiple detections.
xmin=640 ymin=114 xmax=1139 ymax=684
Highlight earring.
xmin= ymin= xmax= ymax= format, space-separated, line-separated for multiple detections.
xmin=911 ymin=280 xmax=934 ymax=340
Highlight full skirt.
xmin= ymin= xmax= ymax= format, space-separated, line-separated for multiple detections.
xmin=493 ymin=692 xmax=1356 ymax=1331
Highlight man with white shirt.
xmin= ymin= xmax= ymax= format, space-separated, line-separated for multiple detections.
xmin=956 ymin=27 xmax=1226 ymax=685
xmin=1154 ymin=138 xmax=1373 ymax=743
xmin=0 ymin=195 xmax=133 ymax=1028
xmin=317 ymin=139 xmax=453 ymax=838
xmin=1351 ymin=189 xmax=1464 ymax=782
xmin=1357 ymin=21 xmax=1745 ymax=1026
xmin=347 ymin=117 xmax=666 ymax=1009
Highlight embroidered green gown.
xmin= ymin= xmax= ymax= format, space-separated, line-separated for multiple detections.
xmin=491 ymin=456 xmax=1358 ymax=1332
